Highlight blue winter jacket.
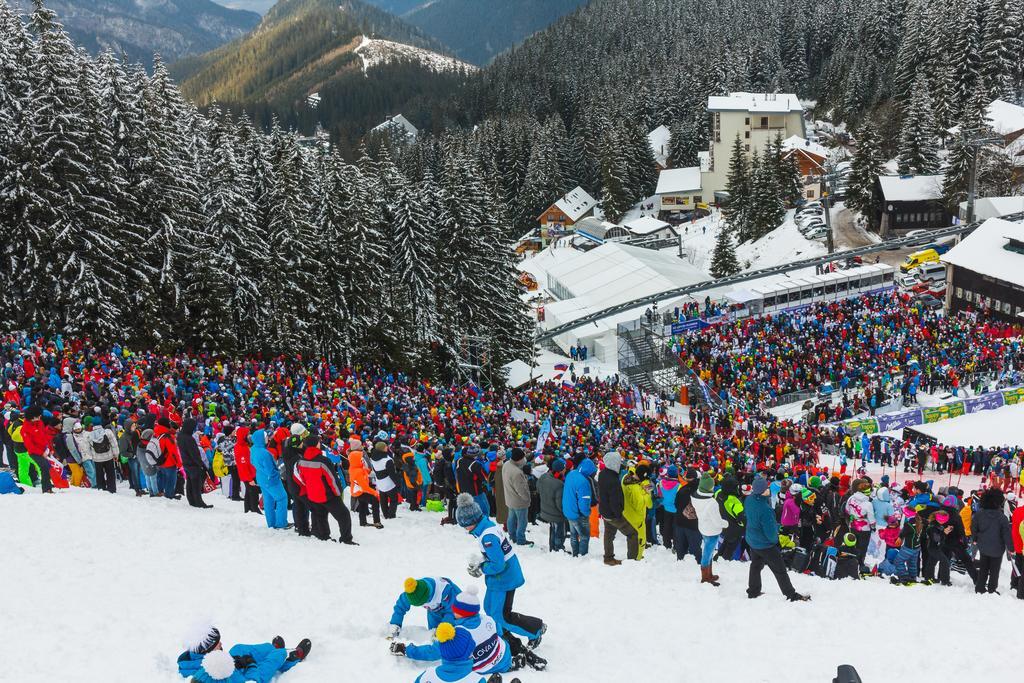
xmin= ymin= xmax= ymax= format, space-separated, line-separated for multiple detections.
xmin=250 ymin=430 xmax=285 ymax=494
xmin=561 ymin=459 xmax=596 ymax=520
xmin=0 ymin=471 xmax=23 ymax=494
xmin=872 ymin=487 xmax=894 ymax=524
xmin=745 ymin=493 xmax=780 ymax=550
xmin=390 ymin=577 xmax=460 ymax=627
xmin=177 ymin=643 xmax=290 ymax=683
xmin=471 ymin=517 xmax=525 ymax=591
xmin=405 ymin=613 xmax=512 ymax=675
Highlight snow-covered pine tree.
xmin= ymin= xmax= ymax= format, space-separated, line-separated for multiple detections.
xmin=390 ymin=175 xmax=438 ymax=348
xmin=896 ymin=71 xmax=940 ymax=175
xmin=750 ymin=148 xmax=785 ymax=240
xmin=709 ymin=223 xmax=740 ymax=278
xmin=979 ymin=0 xmax=1018 ymax=101
xmin=846 ymin=119 xmax=887 ymax=230
xmin=520 ymin=116 xmax=570 ymax=228
xmin=668 ymin=118 xmax=701 ymax=168
xmin=723 ymin=134 xmax=753 ymax=241
xmin=771 ymin=133 xmax=803 ymax=208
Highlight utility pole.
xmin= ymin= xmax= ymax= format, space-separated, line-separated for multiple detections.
xmin=820 ymin=174 xmax=834 ymax=254
xmin=963 ymin=132 xmax=1004 ymax=225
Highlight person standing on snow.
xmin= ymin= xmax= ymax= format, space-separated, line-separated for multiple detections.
xmin=691 ymin=472 xmax=726 ymax=586
xmin=177 ymin=624 xmax=310 ymax=683
xmin=972 ymin=487 xmax=1013 ymax=594
xmin=744 ymin=476 xmax=810 ymax=602
xmin=177 ymin=417 xmax=211 ymax=508
xmin=293 ymin=438 xmax=356 ymax=545
xmin=537 ymin=458 xmax=567 ymax=553
xmin=370 ymin=439 xmax=401 ymax=519
xmin=234 ymin=426 xmax=260 ymax=514
xmin=387 ymin=576 xmax=462 ymax=638
xmin=561 ymin=456 xmax=596 ymax=557
xmin=502 ymin=448 xmax=532 ymax=546
xmin=622 ymin=464 xmax=653 ymax=560
xmin=844 ymin=479 xmax=876 ymax=571
xmin=348 ymin=438 xmax=383 ymax=528
xmin=251 ymin=428 xmax=288 ymax=529
xmin=598 ymin=451 xmax=638 ymax=565
xmin=456 ymin=493 xmax=547 ymax=652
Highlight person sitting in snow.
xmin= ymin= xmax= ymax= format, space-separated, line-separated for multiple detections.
xmin=0 ymin=469 xmax=25 ymax=494
xmin=388 ymin=576 xmax=462 ymax=639
xmin=177 ymin=624 xmax=310 ymax=683
xmin=412 ymin=622 xmax=518 ymax=683
xmin=392 ymin=585 xmax=535 ymax=674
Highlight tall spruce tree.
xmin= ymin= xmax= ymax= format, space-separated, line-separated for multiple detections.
xmin=897 ymin=71 xmax=940 ymax=175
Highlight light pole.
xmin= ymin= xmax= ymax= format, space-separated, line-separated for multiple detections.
xmin=963 ymin=132 xmax=1004 ymax=225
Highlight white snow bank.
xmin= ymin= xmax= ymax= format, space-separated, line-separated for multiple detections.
xmin=4 ymin=482 xmax=1020 ymax=682
xmin=354 ymin=36 xmax=477 ymax=75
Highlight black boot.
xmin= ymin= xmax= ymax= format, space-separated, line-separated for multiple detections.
xmin=524 ymin=650 xmax=547 ymax=671
xmin=287 ymin=638 xmax=311 ymax=662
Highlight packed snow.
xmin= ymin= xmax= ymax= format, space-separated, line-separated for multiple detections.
xmin=5 ymin=480 xmax=1021 ymax=683
xmin=896 ymin=401 xmax=1024 ymax=448
xmin=355 ymin=35 xmax=477 ymax=75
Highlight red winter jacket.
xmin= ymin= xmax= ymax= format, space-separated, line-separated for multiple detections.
xmin=234 ymin=426 xmax=256 ymax=483
xmin=21 ymin=418 xmax=57 ymax=456
xmin=1011 ymin=505 xmax=1024 ymax=555
xmin=293 ymin=446 xmax=340 ymax=504
xmin=153 ymin=423 xmax=180 ymax=468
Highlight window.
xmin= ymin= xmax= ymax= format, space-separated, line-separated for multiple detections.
xmin=760 ymin=116 xmax=769 ymax=128
xmin=744 ymin=144 xmax=750 ymax=152
xmin=744 ymin=131 xmax=750 ymax=139
xmin=1004 ymin=302 xmax=1011 ymax=314
xmin=955 ymin=287 xmax=963 ymax=299
xmin=695 ymin=196 xmax=703 ymax=204
xmin=848 ymin=279 xmax=860 ymax=290
xmin=825 ymin=283 xmax=836 ymax=294
xmin=807 ymin=189 xmax=815 ymax=198
xmin=837 ymin=280 xmax=848 ymax=292
xmin=764 ymin=295 xmax=776 ymax=307
xmin=745 ymin=117 xmax=750 ymax=126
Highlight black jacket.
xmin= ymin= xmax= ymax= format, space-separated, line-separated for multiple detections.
xmin=597 ymin=467 xmax=624 ymax=518
xmin=674 ymin=480 xmax=699 ymax=530
xmin=456 ymin=455 xmax=487 ymax=496
xmin=176 ymin=418 xmax=205 ymax=470
xmin=971 ymin=508 xmax=1013 ymax=557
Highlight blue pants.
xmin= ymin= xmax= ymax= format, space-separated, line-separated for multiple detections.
xmin=675 ymin=526 xmax=702 ymax=563
xmin=474 ymin=493 xmax=490 ymax=518
xmin=145 ymin=472 xmax=159 ymax=495
xmin=880 ymin=547 xmax=920 ymax=581
xmin=507 ymin=507 xmax=528 ymax=545
xmin=567 ymin=517 xmax=590 ymax=556
xmin=483 ymin=587 xmax=540 ymax=641
xmin=260 ymin=478 xmax=289 ymax=528
xmin=548 ymin=520 xmax=566 ymax=552
xmin=701 ymin=534 xmax=719 ymax=566
xmin=157 ymin=468 xmax=177 ymax=497
xmin=82 ymin=460 xmax=96 ymax=486
xmin=227 ymin=642 xmax=300 ymax=678
xmin=128 ymin=459 xmax=145 ymax=491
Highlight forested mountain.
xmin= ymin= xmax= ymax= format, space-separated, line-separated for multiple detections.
xmin=364 ymin=0 xmax=589 ymax=65
xmin=0 ymin=0 xmax=530 ymax=375
xmin=173 ymin=0 xmax=471 ymax=154
xmin=9 ymin=0 xmax=259 ymax=67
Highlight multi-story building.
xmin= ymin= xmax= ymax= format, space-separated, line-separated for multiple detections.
xmin=702 ymin=92 xmax=805 ymax=200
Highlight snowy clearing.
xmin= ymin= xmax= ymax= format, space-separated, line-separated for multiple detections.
xmin=355 ymin=35 xmax=477 ymax=75
xmin=5 ymin=484 xmax=1020 ymax=683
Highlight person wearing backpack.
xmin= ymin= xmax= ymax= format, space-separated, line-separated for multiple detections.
xmin=139 ymin=428 xmax=160 ymax=496
xmin=153 ymin=417 xmax=180 ymax=499
xmin=177 ymin=416 xmax=212 ymax=509
xmin=89 ymin=419 xmax=119 ymax=494
xmin=673 ymin=468 xmax=702 ymax=564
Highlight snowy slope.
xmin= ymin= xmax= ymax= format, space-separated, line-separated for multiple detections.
xmin=5 ymin=484 xmax=1020 ymax=682
xmin=355 ymin=35 xmax=478 ymax=74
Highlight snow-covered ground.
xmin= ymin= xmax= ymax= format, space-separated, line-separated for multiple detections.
xmin=5 ymin=480 xmax=1021 ymax=683
xmin=354 ymin=36 xmax=477 ymax=74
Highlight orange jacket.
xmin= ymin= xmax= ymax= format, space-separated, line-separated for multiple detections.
xmin=348 ymin=450 xmax=377 ymax=498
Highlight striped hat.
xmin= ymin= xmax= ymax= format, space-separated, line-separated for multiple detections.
xmin=451 ymin=585 xmax=480 ymax=618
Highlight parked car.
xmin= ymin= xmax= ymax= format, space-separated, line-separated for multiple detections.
xmin=911 ymin=293 xmax=944 ymax=311
xmin=896 ymin=274 xmax=919 ymax=290
xmin=914 ymin=261 xmax=946 ymax=283
xmin=904 ymin=229 xmax=930 ymax=239
xmin=900 ymin=248 xmax=940 ymax=273
xmin=805 ymin=226 xmax=829 ymax=240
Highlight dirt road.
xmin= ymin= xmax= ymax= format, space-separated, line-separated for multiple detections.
xmin=833 ymin=206 xmax=913 ymax=267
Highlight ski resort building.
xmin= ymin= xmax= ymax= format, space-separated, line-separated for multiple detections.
xmin=537 ymin=186 xmax=598 ymax=244
xmin=942 ymin=217 xmax=1024 ymax=322
xmin=781 ymin=135 xmax=828 ymax=200
xmin=874 ymin=175 xmax=950 ymax=236
xmin=654 ymin=167 xmax=703 ymax=216
xmin=702 ymin=92 xmax=805 ymax=199
xmin=371 ymin=114 xmax=419 ymax=143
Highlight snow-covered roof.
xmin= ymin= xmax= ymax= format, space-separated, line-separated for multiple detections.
xmin=780 ymin=135 xmax=827 ymax=160
xmin=984 ymin=99 xmax=1024 ymax=136
xmin=552 ymin=186 xmax=597 ymax=222
xmin=942 ymin=217 xmax=1024 ymax=284
xmin=623 ymin=216 xmax=673 ymax=235
xmin=648 ymin=125 xmax=671 ymax=167
xmin=877 ymin=175 xmax=944 ymax=202
xmin=372 ymin=114 xmax=418 ymax=141
xmin=707 ymin=92 xmax=802 ymax=114
xmin=655 ymin=167 xmax=702 ymax=195
xmin=957 ymin=196 xmax=1024 ymax=221
xmin=545 ymin=242 xmax=708 ymax=311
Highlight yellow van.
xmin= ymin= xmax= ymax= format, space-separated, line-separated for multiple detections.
xmin=900 ymin=249 xmax=939 ymax=273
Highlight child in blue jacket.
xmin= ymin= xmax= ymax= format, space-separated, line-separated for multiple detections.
xmin=177 ymin=625 xmax=309 ymax=683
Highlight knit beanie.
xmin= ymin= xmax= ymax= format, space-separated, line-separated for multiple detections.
xmin=455 ymin=493 xmax=484 ymax=528
xmin=451 ymin=585 xmax=481 ymax=618
xmin=666 ymin=465 xmax=679 ymax=479
xmin=603 ymin=451 xmax=622 ymax=472
xmin=751 ymin=477 xmax=770 ymax=496
xmin=436 ymin=623 xmax=475 ymax=662
xmin=200 ymin=650 xmax=236 ymax=681
xmin=684 ymin=467 xmax=699 ymax=481
xmin=403 ymin=577 xmax=431 ymax=607
xmin=550 ymin=458 xmax=566 ymax=473
xmin=510 ymin=447 xmax=525 ymax=462
xmin=808 ymin=475 xmax=822 ymax=490
xmin=698 ymin=473 xmax=714 ymax=493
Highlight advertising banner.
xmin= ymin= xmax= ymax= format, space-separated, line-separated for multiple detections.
xmin=963 ymin=392 xmax=1005 ymax=414
xmin=922 ymin=403 xmax=966 ymax=424
xmin=1002 ymin=387 xmax=1024 ymax=405
xmin=843 ymin=418 xmax=880 ymax=435
xmin=875 ymin=409 xmax=924 ymax=432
